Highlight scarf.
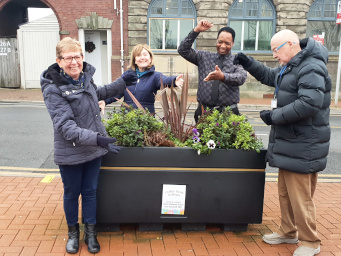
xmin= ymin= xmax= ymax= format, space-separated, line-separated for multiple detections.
xmin=136 ymin=68 xmax=149 ymax=78
xmin=60 ymin=68 xmax=85 ymax=88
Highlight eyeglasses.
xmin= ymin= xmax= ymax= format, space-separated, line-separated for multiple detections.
xmin=273 ymin=41 xmax=288 ymax=53
xmin=61 ymin=55 xmax=83 ymax=63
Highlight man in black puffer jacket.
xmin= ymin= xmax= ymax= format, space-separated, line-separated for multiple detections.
xmin=234 ymin=30 xmax=330 ymax=256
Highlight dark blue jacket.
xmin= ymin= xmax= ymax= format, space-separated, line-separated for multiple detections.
xmin=40 ymin=62 xmax=126 ymax=165
xmin=105 ymin=66 xmax=176 ymax=113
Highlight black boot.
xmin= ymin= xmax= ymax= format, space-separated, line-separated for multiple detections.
xmin=66 ymin=223 xmax=79 ymax=254
xmin=84 ymin=223 xmax=100 ymax=253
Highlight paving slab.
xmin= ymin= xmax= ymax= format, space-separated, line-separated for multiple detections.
xmin=0 ymin=176 xmax=340 ymax=255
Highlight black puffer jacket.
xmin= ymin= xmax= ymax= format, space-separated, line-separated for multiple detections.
xmin=40 ymin=62 xmax=126 ymax=165
xmin=246 ymin=38 xmax=331 ymax=173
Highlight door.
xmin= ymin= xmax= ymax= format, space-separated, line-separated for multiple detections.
xmin=17 ymin=30 xmax=59 ymax=88
xmin=84 ymin=31 xmax=102 ymax=85
xmin=0 ymin=38 xmax=20 ymax=88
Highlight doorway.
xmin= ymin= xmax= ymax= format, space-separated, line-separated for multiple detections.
xmin=84 ymin=31 xmax=109 ymax=86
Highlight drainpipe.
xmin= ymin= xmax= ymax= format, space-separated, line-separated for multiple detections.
xmin=119 ymin=0 xmax=124 ymax=74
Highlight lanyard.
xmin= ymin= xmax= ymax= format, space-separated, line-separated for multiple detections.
xmin=274 ymin=65 xmax=287 ymax=98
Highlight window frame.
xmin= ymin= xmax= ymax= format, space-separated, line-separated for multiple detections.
xmin=228 ymin=0 xmax=276 ymax=53
xmin=307 ymin=0 xmax=339 ymax=54
xmin=147 ymin=0 xmax=196 ymax=53
xmin=307 ymin=0 xmax=338 ymax=21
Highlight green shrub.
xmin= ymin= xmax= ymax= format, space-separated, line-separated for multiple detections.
xmin=104 ymin=107 xmax=165 ymax=147
xmin=184 ymin=107 xmax=263 ymax=155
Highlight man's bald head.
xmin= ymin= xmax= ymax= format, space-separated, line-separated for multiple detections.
xmin=271 ymin=30 xmax=299 ymax=46
xmin=271 ymin=30 xmax=301 ymax=66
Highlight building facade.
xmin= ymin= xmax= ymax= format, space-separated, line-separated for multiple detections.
xmin=0 ymin=0 xmax=339 ymax=97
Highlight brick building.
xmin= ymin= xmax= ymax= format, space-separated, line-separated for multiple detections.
xmin=0 ymin=0 xmax=340 ymax=97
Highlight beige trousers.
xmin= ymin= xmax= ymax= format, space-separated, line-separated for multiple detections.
xmin=276 ymin=169 xmax=321 ymax=248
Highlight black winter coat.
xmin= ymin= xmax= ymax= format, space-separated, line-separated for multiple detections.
xmin=246 ymin=38 xmax=331 ymax=173
xmin=40 ymin=62 xmax=126 ymax=165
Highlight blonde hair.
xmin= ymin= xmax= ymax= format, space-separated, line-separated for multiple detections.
xmin=56 ymin=37 xmax=83 ymax=59
xmin=128 ymin=44 xmax=154 ymax=71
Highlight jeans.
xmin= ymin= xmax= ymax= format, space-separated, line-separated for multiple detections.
xmin=59 ymin=157 xmax=102 ymax=226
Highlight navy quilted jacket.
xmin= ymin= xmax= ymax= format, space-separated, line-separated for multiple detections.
xmin=40 ymin=62 xmax=126 ymax=165
xmin=105 ymin=66 xmax=176 ymax=113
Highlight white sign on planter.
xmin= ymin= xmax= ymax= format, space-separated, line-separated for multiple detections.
xmin=161 ymin=184 xmax=186 ymax=215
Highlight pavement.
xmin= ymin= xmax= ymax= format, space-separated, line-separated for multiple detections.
xmin=1 ymin=88 xmax=341 ymax=112
xmin=0 ymin=88 xmax=272 ymax=109
xmin=0 ymin=88 xmax=341 ymax=256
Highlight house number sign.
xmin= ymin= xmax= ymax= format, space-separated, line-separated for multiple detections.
xmin=0 ymin=40 xmax=12 ymax=56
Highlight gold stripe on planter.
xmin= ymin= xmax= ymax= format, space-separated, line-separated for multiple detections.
xmin=101 ymin=167 xmax=265 ymax=172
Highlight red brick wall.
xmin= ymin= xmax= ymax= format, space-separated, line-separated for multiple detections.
xmin=0 ymin=0 xmax=129 ymax=80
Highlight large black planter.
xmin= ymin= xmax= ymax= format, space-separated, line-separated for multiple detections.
xmin=97 ymin=147 xmax=267 ymax=231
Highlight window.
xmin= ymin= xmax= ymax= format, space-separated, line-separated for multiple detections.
xmin=228 ymin=0 xmax=276 ymax=52
xmin=148 ymin=0 xmax=196 ymax=51
xmin=307 ymin=0 xmax=340 ymax=53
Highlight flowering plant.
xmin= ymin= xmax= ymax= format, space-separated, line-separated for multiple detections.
xmin=184 ymin=107 xmax=263 ymax=155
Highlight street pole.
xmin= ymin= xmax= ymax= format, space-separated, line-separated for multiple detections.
xmin=335 ymin=1 xmax=341 ymax=107
xmin=335 ymin=37 xmax=341 ymax=107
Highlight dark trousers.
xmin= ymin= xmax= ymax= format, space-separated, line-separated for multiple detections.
xmin=194 ymin=103 xmax=240 ymax=123
xmin=59 ymin=157 xmax=102 ymax=226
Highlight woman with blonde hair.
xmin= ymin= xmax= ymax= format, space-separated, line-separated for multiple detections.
xmin=105 ymin=44 xmax=183 ymax=113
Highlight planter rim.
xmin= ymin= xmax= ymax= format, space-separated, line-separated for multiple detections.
xmin=101 ymin=147 xmax=267 ymax=169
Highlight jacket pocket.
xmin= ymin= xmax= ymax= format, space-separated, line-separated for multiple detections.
xmin=274 ymin=124 xmax=297 ymax=140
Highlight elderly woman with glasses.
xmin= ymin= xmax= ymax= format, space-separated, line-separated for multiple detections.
xmin=40 ymin=37 xmax=136 ymax=254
